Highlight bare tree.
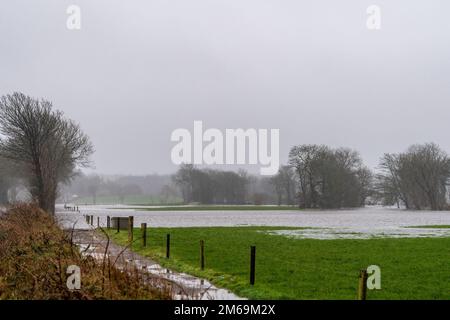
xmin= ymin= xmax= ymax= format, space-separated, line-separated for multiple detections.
xmin=289 ymin=144 xmax=372 ymax=209
xmin=172 ymin=165 xmax=251 ymax=205
xmin=172 ymin=164 xmax=195 ymax=203
xmin=270 ymin=172 xmax=284 ymax=205
xmin=0 ymin=156 xmax=20 ymax=204
xmin=270 ymin=165 xmax=295 ymax=205
xmin=289 ymin=144 xmax=329 ymax=208
xmin=86 ymin=175 xmax=103 ymax=205
xmin=159 ymin=184 xmax=178 ymax=204
xmin=377 ymin=143 xmax=450 ymax=210
xmin=375 ymin=153 xmax=405 ymax=208
xmin=0 ymin=92 xmax=94 ymax=214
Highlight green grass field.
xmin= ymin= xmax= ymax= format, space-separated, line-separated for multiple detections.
xmin=123 ymin=205 xmax=301 ymax=211
xmin=107 ymin=226 xmax=450 ymax=300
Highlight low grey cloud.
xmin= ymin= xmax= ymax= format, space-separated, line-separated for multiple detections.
xmin=1 ymin=0 xmax=448 ymax=174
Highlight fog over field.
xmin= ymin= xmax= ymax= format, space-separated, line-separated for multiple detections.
xmin=1 ymin=0 xmax=449 ymax=175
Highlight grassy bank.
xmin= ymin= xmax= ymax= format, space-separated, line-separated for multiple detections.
xmin=124 ymin=205 xmax=301 ymax=211
xmin=108 ymin=226 xmax=450 ymax=299
xmin=0 ymin=205 xmax=170 ymax=300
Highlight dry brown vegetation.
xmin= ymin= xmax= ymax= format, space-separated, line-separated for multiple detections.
xmin=0 ymin=204 xmax=171 ymax=300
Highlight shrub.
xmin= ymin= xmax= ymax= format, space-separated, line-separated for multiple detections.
xmin=0 ymin=204 xmax=171 ymax=300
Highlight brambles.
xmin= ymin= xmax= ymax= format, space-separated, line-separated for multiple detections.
xmin=0 ymin=204 xmax=171 ymax=300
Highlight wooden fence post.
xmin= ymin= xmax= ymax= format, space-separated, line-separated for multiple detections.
xmin=166 ymin=234 xmax=170 ymax=258
xmin=200 ymin=240 xmax=205 ymax=270
xmin=90 ymin=215 xmax=94 ymax=226
xmin=250 ymin=246 xmax=256 ymax=285
xmin=141 ymin=223 xmax=147 ymax=247
xmin=97 ymin=216 xmax=100 ymax=228
xmin=107 ymin=216 xmax=110 ymax=229
xmin=117 ymin=217 xmax=120 ymax=233
xmin=128 ymin=216 xmax=134 ymax=243
xmin=357 ymin=269 xmax=368 ymax=300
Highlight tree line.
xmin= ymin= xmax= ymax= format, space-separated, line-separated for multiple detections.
xmin=1 ymin=92 xmax=450 ymax=212
xmin=173 ymin=143 xmax=450 ymax=210
xmin=59 ymin=173 xmax=177 ymax=205
xmin=172 ymin=164 xmax=250 ymax=204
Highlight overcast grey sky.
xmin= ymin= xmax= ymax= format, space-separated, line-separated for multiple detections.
xmin=1 ymin=0 xmax=449 ymax=175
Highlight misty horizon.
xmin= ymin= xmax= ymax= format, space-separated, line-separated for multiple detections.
xmin=2 ymin=0 xmax=449 ymax=176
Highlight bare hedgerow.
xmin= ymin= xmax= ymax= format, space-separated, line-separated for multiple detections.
xmin=0 ymin=204 xmax=171 ymax=300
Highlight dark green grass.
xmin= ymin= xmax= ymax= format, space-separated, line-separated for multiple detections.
xmin=122 ymin=205 xmax=301 ymax=211
xmin=107 ymin=227 xmax=450 ymax=300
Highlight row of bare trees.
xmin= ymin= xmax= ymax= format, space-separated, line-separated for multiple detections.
xmin=0 ymin=92 xmax=93 ymax=214
xmin=270 ymin=143 xmax=450 ymax=210
xmin=62 ymin=142 xmax=449 ymax=210
xmin=172 ymin=143 xmax=450 ymax=210
xmin=376 ymin=143 xmax=450 ymax=210
xmin=1 ymin=93 xmax=449 ymax=212
xmin=269 ymin=166 xmax=296 ymax=205
xmin=287 ymin=145 xmax=372 ymax=208
xmin=61 ymin=173 xmax=178 ymax=205
xmin=173 ymin=164 xmax=249 ymax=204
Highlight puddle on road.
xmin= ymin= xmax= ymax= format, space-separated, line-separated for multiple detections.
xmin=76 ymin=235 xmax=243 ymax=300
xmin=132 ymin=260 xmax=244 ymax=300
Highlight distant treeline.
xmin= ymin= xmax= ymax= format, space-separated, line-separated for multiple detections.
xmin=57 ymin=171 xmax=278 ymax=205
xmin=58 ymin=174 xmax=178 ymax=205
xmin=171 ymin=146 xmax=371 ymax=208
xmin=1 ymin=93 xmax=448 ymax=211
xmin=172 ymin=143 xmax=450 ymax=210
xmin=3 ymin=142 xmax=450 ymax=210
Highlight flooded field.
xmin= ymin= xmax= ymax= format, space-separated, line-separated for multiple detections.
xmin=57 ymin=205 xmax=450 ymax=240
xmin=264 ymin=226 xmax=450 ymax=239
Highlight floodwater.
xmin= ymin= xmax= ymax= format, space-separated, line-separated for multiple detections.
xmin=73 ymin=230 xmax=243 ymax=300
xmin=57 ymin=205 xmax=450 ymax=240
xmin=60 ymin=205 xmax=450 ymax=301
